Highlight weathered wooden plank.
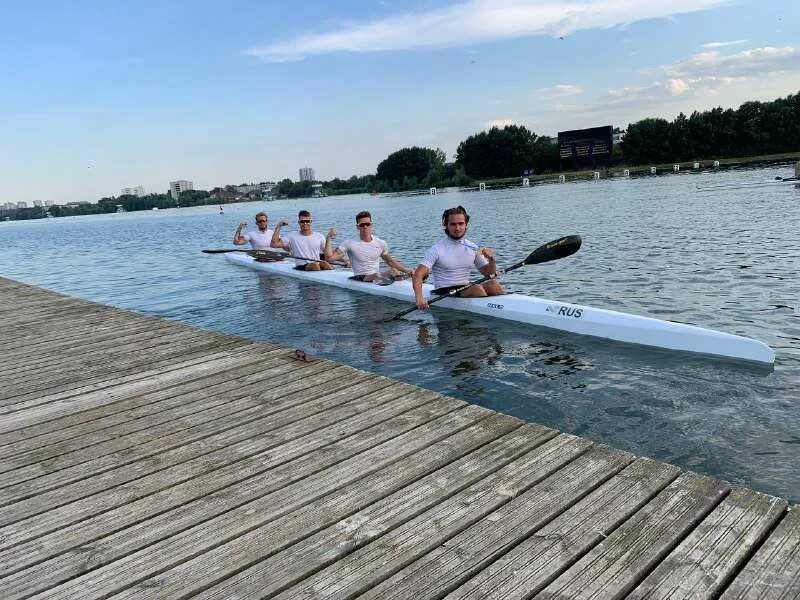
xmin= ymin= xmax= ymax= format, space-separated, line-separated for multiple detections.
xmin=0 ymin=305 xmax=162 ymax=341
xmin=0 ymin=343 xmax=278 ymax=442
xmin=0 ymin=392 xmax=457 ymax=593
xmin=0 ymin=353 xmax=309 ymax=474
xmin=0 ymin=326 xmax=217 ymax=392
xmin=536 ymin=472 xmax=730 ymax=599
xmin=0 ymin=329 xmax=241 ymax=403
xmin=0 ymin=305 xmax=180 ymax=350
xmin=271 ymin=433 xmax=593 ymax=600
xmin=190 ymin=424 xmax=561 ymax=600
xmin=721 ymin=504 xmax=800 ymax=599
xmin=0 ymin=300 xmax=107 ymax=325
xmin=0 ymin=319 xmax=180 ymax=372
xmin=0 ymin=341 xmax=266 ymax=433
xmin=0 ymin=367 xmax=327 ymax=486
xmin=114 ymin=413 xmax=534 ymax=599
xmin=0 ymin=386 xmax=450 ymax=578
xmin=0 ymin=326 xmax=198 ymax=387
xmin=447 ymin=458 xmax=680 ymax=600
xmin=360 ymin=445 xmax=635 ymax=600
xmin=0 ymin=365 xmax=354 ymax=488
xmin=629 ymin=487 xmax=788 ymax=599
xmin=19 ymin=403 xmax=487 ymax=600
xmin=0 ymin=348 xmax=298 ymax=458
xmin=0 ymin=372 xmax=398 ymax=517
xmin=0 ymin=334 xmax=250 ymax=409
xmin=0 ymin=316 xmax=178 ymax=359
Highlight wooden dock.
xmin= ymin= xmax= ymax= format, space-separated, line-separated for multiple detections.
xmin=0 ymin=276 xmax=798 ymax=599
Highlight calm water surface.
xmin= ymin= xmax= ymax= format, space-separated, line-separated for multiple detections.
xmin=2 ymin=165 xmax=799 ymax=500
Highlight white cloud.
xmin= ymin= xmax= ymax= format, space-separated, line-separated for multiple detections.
xmin=701 ymin=39 xmax=748 ymax=48
xmin=667 ymin=78 xmax=689 ymax=95
xmin=486 ymin=119 xmax=517 ymax=128
xmin=668 ymin=46 xmax=800 ymax=78
xmin=538 ymin=84 xmax=584 ymax=98
xmin=245 ymin=0 xmax=729 ymax=62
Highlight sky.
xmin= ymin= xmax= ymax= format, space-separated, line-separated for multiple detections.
xmin=1 ymin=0 xmax=798 ymax=203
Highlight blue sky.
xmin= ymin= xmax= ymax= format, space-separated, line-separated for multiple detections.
xmin=1 ymin=0 xmax=798 ymax=203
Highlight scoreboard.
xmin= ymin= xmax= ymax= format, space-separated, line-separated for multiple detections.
xmin=558 ymin=126 xmax=613 ymax=170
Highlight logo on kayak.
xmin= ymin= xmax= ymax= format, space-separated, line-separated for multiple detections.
xmin=546 ymin=304 xmax=583 ymax=319
xmin=487 ymin=302 xmax=504 ymax=310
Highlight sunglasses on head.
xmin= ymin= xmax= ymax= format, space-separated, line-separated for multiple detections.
xmin=299 ymin=219 xmax=312 ymax=223
xmin=357 ymin=222 xmax=372 ymax=228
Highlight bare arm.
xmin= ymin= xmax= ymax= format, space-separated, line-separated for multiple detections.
xmin=477 ymin=247 xmax=497 ymax=278
xmin=324 ymin=228 xmax=349 ymax=264
xmin=412 ymin=264 xmax=430 ymax=310
xmin=233 ymin=221 xmax=248 ymax=245
xmin=270 ymin=221 xmax=290 ymax=250
xmin=382 ymin=253 xmax=414 ymax=276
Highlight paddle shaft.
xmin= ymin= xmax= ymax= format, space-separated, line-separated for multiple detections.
xmin=202 ymin=248 xmax=347 ymax=266
xmin=389 ymin=260 xmax=523 ymax=321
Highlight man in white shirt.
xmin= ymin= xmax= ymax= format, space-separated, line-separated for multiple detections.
xmin=325 ymin=211 xmax=414 ymax=282
xmin=233 ymin=212 xmax=274 ymax=249
xmin=412 ymin=205 xmax=505 ymax=310
xmin=271 ymin=210 xmax=334 ymax=271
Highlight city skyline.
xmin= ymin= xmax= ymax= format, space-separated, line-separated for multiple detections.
xmin=1 ymin=0 xmax=798 ymax=204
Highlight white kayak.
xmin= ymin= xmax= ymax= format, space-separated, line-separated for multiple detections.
xmin=224 ymin=253 xmax=775 ymax=365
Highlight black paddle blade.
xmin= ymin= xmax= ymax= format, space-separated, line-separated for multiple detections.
xmin=523 ymin=235 xmax=581 ymax=265
xmin=202 ymin=249 xmax=243 ymax=254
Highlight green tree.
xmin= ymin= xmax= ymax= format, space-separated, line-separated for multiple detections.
xmin=456 ymin=125 xmax=546 ymax=178
xmin=376 ymin=147 xmax=442 ymax=185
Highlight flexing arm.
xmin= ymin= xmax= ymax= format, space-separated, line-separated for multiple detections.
xmin=412 ymin=265 xmax=430 ymax=310
xmin=324 ymin=229 xmax=349 ymax=265
xmin=477 ymin=247 xmax=497 ymax=278
xmin=233 ymin=221 xmax=248 ymax=245
xmin=270 ymin=221 xmax=290 ymax=250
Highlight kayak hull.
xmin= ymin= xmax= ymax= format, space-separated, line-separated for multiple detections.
xmin=224 ymin=253 xmax=775 ymax=365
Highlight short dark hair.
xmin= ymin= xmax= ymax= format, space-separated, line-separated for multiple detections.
xmin=442 ymin=205 xmax=470 ymax=227
xmin=355 ymin=211 xmax=371 ymax=223
xmin=255 ymin=211 xmax=267 ymax=220
xmin=298 ymin=210 xmax=311 ymax=219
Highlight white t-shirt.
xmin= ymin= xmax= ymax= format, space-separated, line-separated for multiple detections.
xmin=285 ymin=232 xmax=326 ymax=265
xmin=338 ymin=236 xmax=389 ymax=276
xmin=243 ymin=229 xmax=273 ymax=250
xmin=420 ymin=237 xmax=489 ymax=288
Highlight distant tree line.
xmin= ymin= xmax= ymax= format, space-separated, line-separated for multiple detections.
xmin=5 ymin=92 xmax=798 ymax=222
xmin=621 ymin=91 xmax=800 ymax=164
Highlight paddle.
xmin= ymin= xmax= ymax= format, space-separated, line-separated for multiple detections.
xmin=202 ymin=248 xmax=347 ymax=266
xmin=384 ymin=235 xmax=582 ymax=322
xmin=202 ymin=248 xmax=255 ymax=253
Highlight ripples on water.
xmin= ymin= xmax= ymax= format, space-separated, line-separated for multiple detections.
xmin=1 ymin=165 xmax=798 ymax=500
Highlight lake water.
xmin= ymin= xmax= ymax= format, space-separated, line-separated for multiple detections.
xmin=2 ymin=165 xmax=798 ymax=501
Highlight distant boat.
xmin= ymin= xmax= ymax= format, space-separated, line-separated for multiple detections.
xmin=152 ymin=207 xmax=159 ymax=211
xmin=219 ymin=205 xmax=225 ymax=214
xmin=115 ymin=204 xmax=126 ymax=213
xmin=370 ymin=191 xmax=380 ymax=196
